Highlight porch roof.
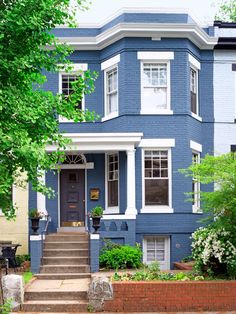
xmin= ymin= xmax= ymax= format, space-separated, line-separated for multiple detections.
xmin=46 ymin=132 xmax=143 ymax=152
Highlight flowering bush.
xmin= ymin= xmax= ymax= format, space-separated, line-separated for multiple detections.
xmin=191 ymin=226 xmax=236 ymax=278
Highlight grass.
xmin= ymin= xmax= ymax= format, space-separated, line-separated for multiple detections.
xmin=23 ymin=271 xmax=33 ymax=284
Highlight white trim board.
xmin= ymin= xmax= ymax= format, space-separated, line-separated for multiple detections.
xmin=139 ymin=139 xmax=175 ymax=148
xmin=52 ymin=24 xmax=218 ymax=51
xmin=188 ymin=54 xmax=201 ymax=70
xmin=138 ymin=51 xmax=174 ymax=60
xmin=190 ymin=140 xmax=202 ymax=152
xmin=101 ymin=54 xmax=120 ymax=70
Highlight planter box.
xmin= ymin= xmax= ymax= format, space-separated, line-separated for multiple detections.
xmin=104 ymin=281 xmax=236 ymax=312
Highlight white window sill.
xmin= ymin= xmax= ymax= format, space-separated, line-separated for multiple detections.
xmin=103 ymin=207 xmax=119 ymax=215
xmin=192 ymin=206 xmax=203 ymax=214
xmin=101 ymin=112 xmax=118 ymax=122
xmin=140 ymin=109 xmax=173 ymax=115
xmin=191 ymin=112 xmax=202 ymax=122
xmin=140 ymin=206 xmax=174 ymax=214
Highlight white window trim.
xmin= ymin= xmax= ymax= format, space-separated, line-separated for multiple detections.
xmin=101 ymin=54 xmax=120 ymax=71
xmin=102 ymin=64 xmax=119 ymax=122
xmin=139 ymin=138 xmax=175 ymax=148
xmin=190 ymin=140 xmax=202 ymax=153
xmin=190 ymin=140 xmax=202 ymax=213
xmin=189 ymin=55 xmax=201 ymax=120
xmin=143 ymin=235 xmax=170 ymax=270
xmin=58 ymin=63 xmax=87 ymax=123
xmin=138 ymin=51 xmax=174 ymax=61
xmin=192 ymin=150 xmax=202 ymax=214
xmin=104 ymin=152 xmax=119 ymax=215
xmin=140 ymin=146 xmax=173 ymax=213
xmin=139 ymin=59 xmax=172 ymax=114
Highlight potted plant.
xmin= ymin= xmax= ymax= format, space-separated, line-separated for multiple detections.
xmin=29 ymin=209 xmax=43 ymax=235
xmin=90 ymin=206 xmax=104 ymax=233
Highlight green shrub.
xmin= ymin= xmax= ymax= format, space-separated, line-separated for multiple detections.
xmin=191 ymin=226 xmax=236 ymax=278
xmin=15 ymin=254 xmax=30 ymax=265
xmin=0 ymin=299 xmax=12 ymax=314
xmin=99 ymin=243 xmax=142 ymax=269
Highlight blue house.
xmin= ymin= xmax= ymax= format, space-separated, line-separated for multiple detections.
xmin=29 ymin=9 xmax=218 ymax=274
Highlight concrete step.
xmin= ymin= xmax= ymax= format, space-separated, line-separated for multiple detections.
xmin=21 ymin=300 xmax=88 ymax=312
xmin=40 ymin=265 xmax=90 ymax=274
xmin=35 ymin=273 xmax=91 ymax=280
xmin=43 ymin=249 xmax=89 ymax=257
xmin=45 ymin=234 xmax=88 ymax=242
xmin=42 ymin=257 xmax=89 ymax=265
xmin=24 ymin=291 xmax=87 ymax=301
xmin=44 ymin=241 xmax=88 ymax=250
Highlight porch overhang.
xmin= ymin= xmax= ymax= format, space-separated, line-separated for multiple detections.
xmin=46 ymin=132 xmax=143 ymax=152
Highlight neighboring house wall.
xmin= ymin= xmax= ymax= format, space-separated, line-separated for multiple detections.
xmin=0 ymin=182 xmax=29 ymax=255
xmin=214 ymin=50 xmax=236 ymax=154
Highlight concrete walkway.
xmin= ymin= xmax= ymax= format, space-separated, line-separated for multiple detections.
xmin=25 ymin=278 xmax=90 ymax=292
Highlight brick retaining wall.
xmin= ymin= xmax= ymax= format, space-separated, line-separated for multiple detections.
xmin=104 ymin=281 xmax=236 ymax=312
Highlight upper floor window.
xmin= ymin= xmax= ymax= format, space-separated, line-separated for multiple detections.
xmin=106 ymin=67 xmax=118 ymax=116
xmin=190 ymin=67 xmax=198 ymax=115
xmin=61 ymin=74 xmax=82 ymax=110
xmin=101 ymin=54 xmax=120 ymax=121
xmin=142 ymin=63 xmax=168 ymax=111
xmin=58 ymin=63 xmax=87 ymax=123
xmin=189 ymin=54 xmax=201 ymax=119
xmin=138 ymin=51 xmax=174 ymax=115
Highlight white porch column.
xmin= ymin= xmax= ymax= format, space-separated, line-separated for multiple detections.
xmin=125 ymin=149 xmax=137 ymax=215
xmin=36 ymin=171 xmax=48 ymax=217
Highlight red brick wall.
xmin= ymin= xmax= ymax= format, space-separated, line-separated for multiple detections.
xmin=104 ymin=281 xmax=236 ymax=312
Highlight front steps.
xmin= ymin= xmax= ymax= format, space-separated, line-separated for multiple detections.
xmin=36 ymin=232 xmax=91 ymax=280
xmin=22 ymin=232 xmax=91 ymax=312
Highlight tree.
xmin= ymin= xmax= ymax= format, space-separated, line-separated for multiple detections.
xmin=215 ymin=0 xmax=236 ymax=22
xmin=181 ymin=153 xmax=236 ymax=277
xmin=0 ymin=0 xmax=98 ymax=218
xmin=182 ymin=153 xmax=236 ymax=235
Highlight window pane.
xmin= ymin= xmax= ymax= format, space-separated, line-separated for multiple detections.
xmin=143 ymin=87 xmax=167 ymax=110
xmin=147 ymin=251 xmax=155 ymax=262
xmin=156 ymin=251 xmax=165 ymax=261
xmin=145 ymin=179 xmax=169 ymax=205
xmin=108 ymin=180 xmax=118 ymax=207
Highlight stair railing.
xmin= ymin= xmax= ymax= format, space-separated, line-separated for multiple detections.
xmin=41 ymin=215 xmax=51 ymax=258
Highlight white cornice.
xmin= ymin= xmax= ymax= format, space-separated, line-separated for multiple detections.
xmin=53 ymin=23 xmax=217 ymax=51
xmin=46 ymin=132 xmax=143 ymax=152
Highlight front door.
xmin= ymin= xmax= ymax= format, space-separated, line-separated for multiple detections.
xmin=60 ymin=169 xmax=85 ymax=227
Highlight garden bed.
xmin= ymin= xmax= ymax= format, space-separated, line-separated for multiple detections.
xmin=104 ymin=280 xmax=236 ymax=312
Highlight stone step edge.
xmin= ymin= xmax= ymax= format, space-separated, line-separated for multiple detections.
xmin=40 ymin=264 xmax=89 ymax=267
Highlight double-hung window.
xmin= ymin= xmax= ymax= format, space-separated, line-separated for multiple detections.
xmin=190 ymin=68 xmax=198 ymax=115
xmin=189 ymin=54 xmax=201 ymax=119
xmin=142 ymin=63 xmax=168 ymax=111
xmin=190 ymin=140 xmax=202 ymax=213
xmin=101 ymin=54 xmax=120 ymax=121
xmin=192 ymin=151 xmax=201 ymax=212
xmin=144 ymin=150 xmax=169 ymax=206
xmin=59 ymin=63 xmax=87 ymax=123
xmin=61 ymin=74 xmax=82 ymax=110
xmin=138 ymin=51 xmax=174 ymax=114
xmin=106 ymin=153 xmax=119 ymax=212
xmin=106 ymin=67 xmax=118 ymax=116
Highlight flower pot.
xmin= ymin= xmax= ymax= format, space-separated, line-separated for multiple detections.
xmin=30 ymin=217 xmax=40 ymax=235
xmin=92 ymin=216 xmax=101 ymax=234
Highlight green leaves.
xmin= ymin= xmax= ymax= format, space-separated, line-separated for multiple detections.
xmin=215 ymin=0 xmax=236 ymax=22
xmin=0 ymin=0 xmax=97 ymax=218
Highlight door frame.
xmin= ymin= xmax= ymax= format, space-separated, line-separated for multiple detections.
xmin=58 ymin=166 xmax=88 ymax=230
